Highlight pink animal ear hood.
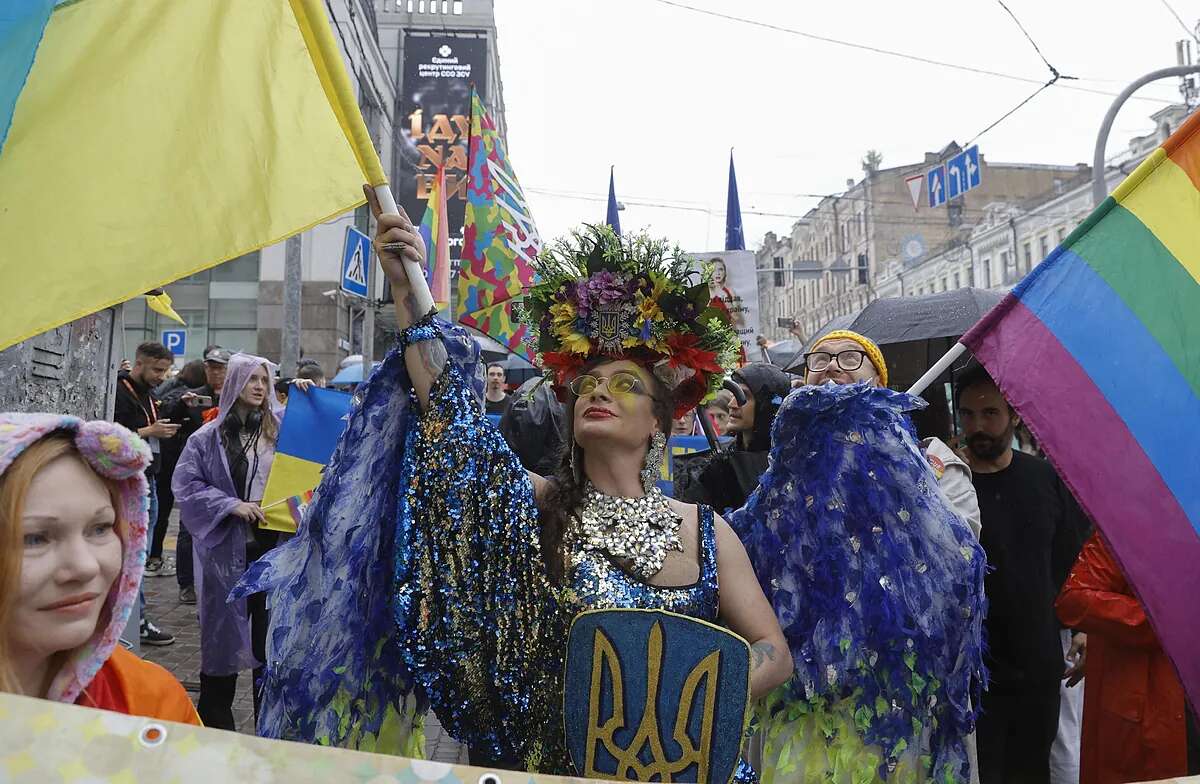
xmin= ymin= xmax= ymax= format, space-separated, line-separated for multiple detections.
xmin=0 ymin=413 xmax=151 ymax=703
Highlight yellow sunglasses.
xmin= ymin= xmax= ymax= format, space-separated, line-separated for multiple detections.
xmin=568 ymin=371 xmax=647 ymax=398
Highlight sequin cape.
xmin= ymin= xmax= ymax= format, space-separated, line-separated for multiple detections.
xmin=394 ymin=346 xmax=567 ymax=769
xmin=239 ymin=321 xmax=757 ymax=778
xmin=228 ymin=329 xmax=492 ymax=753
xmin=730 ymin=383 xmax=987 ymax=783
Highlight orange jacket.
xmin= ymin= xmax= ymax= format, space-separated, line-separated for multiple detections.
xmin=76 ymin=647 xmax=200 ymax=725
xmin=1055 ymin=532 xmax=1188 ymax=784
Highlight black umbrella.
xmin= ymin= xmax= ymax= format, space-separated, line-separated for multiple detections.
xmin=836 ymin=288 xmax=1002 ymax=347
xmin=782 ymin=289 xmax=1001 ymax=387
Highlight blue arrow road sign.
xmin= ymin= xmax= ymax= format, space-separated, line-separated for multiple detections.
xmin=927 ymin=166 xmax=946 ymax=208
xmin=964 ymin=145 xmax=981 ymax=190
xmin=162 ymin=329 xmax=186 ymax=355
xmin=947 ymin=145 xmax=982 ymax=200
xmin=341 ymin=227 xmax=371 ymax=299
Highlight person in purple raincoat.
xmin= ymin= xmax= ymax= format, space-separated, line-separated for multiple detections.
xmin=172 ymin=352 xmax=312 ymax=729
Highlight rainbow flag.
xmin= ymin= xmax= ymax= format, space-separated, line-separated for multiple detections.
xmin=457 ymin=90 xmax=541 ymax=357
xmin=261 ymin=387 xmax=353 ymax=533
xmin=418 ymin=165 xmax=451 ymax=312
xmin=962 ymin=109 xmax=1200 ymax=709
xmin=0 ymin=0 xmax=386 ymax=351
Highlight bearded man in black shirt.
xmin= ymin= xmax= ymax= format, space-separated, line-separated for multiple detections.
xmin=957 ymin=364 xmax=1089 ymax=784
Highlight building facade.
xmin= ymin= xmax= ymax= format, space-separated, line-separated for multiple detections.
xmin=756 ymin=147 xmax=1089 ymax=343
xmin=874 ymin=103 xmax=1192 ymax=299
xmin=756 ymin=104 xmax=1194 ymax=347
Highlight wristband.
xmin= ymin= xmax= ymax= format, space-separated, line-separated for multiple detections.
xmin=398 ymin=308 xmax=440 ymax=349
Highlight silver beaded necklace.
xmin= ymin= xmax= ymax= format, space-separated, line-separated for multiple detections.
xmin=572 ymin=482 xmax=684 ymax=580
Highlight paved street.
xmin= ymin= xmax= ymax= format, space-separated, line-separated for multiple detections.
xmin=140 ymin=513 xmax=467 ymax=763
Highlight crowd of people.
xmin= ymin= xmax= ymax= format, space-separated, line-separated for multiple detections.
xmin=0 ymin=209 xmax=1195 ymax=784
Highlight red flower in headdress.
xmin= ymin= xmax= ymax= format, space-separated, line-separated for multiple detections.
xmin=541 ymin=351 xmax=585 ymax=386
xmin=666 ymin=334 xmax=722 ymax=375
xmin=670 ymin=371 xmax=709 ymax=418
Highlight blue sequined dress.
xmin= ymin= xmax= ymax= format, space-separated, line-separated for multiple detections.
xmin=567 ymin=506 xmax=758 ymax=783
xmin=236 ymin=323 xmax=757 ymax=781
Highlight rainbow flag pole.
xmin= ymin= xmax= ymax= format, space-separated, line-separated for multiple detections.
xmin=418 ymin=165 xmax=451 ymax=315
xmin=912 ymin=109 xmax=1200 ymax=710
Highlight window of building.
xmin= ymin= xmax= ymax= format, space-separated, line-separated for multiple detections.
xmin=1039 ymin=235 xmax=1050 ymax=260
xmin=1023 ymin=242 xmax=1033 ymax=273
xmin=1000 ymin=250 xmax=1014 ymax=284
xmin=1056 ymin=227 xmax=1067 ymax=243
xmin=208 ymin=329 xmax=258 ymax=356
xmin=940 ymin=276 xmax=948 ymax=292
xmin=773 ymin=256 xmax=784 ymax=288
xmin=209 ymin=298 xmax=257 ymax=329
xmin=210 ymin=251 xmax=260 ymax=282
xmin=953 ymin=271 xmax=961 ymax=289
xmin=982 ymin=257 xmax=992 ymax=288
xmin=856 ymin=253 xmax=868 ymax=285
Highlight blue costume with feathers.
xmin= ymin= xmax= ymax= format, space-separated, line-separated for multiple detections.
xmin=730 ymin=383 xmax=986 ymax=783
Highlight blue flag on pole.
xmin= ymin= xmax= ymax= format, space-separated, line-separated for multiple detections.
xmin=605 ymin=166 xmax=622 ymax=235
xmin=725 ymin=151 xmax=745 ymax=251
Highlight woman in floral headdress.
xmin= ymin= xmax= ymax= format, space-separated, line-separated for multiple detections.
xmin=236 ymin=194 xmax=791 ymax=780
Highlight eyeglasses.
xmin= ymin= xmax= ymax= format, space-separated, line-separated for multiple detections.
xmin=569 ymin=371 xmax=647 ymax=398
xmin=803 ymin=349 xmax=867 ymax=373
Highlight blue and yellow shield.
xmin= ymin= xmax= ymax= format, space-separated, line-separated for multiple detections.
xmin=563 ymin=609 xmax=751 ymax=783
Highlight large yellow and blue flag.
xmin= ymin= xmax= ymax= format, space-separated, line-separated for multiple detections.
xmin=261 ymin=387 xmax=353 ymax=533
xmin=0 ymin=0 xmax=387 ymax=350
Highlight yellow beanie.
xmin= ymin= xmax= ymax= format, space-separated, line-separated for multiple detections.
xmin=813 ymin=330 xmax=888 ymax=387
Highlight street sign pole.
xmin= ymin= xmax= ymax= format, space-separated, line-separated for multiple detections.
xmin=362 ymin=252 xmax=374 ymax=387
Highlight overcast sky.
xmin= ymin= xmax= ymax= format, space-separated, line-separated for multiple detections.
xmin=493 ymin=0 xmax=1197 ymax=253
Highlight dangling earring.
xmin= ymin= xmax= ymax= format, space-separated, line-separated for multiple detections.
xmin=641 ymin=431 xmax=667 ymax=493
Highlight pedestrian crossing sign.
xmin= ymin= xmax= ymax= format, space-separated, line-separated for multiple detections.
xmin=340 ymin=226 xmax=371 ymax=299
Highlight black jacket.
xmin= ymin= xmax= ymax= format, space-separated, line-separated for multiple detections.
xmin=675 ymin=363 xmax=792 ymax=514
xmin=114 ymin=371 xmax=161 ymax=475
xmin=157 ymin=383 xmax=220 ymax=468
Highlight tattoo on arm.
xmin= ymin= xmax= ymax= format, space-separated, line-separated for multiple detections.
xmin=416 ymin=338 xmax=447 ymax=376
xmin=750 ymin=641 xmax=777 ymax=671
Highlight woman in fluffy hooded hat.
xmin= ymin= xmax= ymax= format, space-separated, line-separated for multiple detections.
xmin=0 ymin=413 xmax=197 ymax=722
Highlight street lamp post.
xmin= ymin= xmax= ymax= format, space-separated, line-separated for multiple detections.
xmin=1092 ymin=65 xmax=1200 ymax=206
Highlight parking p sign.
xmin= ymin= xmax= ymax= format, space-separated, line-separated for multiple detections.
xmin=162 ymin=329 xmax=186 ymax=355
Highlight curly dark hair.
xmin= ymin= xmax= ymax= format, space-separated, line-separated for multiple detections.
xmin=537 ymin=359 xmax=676 ymax=583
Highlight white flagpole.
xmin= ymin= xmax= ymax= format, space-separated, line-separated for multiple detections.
xmin=906 ymin=342 xmax=967 ymax=396
xmin=374 ymin=183 xmax=436 ymax=316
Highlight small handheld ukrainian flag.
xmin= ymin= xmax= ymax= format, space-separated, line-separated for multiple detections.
xmin=261 ymin=387 xmax=353 ymax=533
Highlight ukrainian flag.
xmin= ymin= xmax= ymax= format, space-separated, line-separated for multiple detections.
xmin=262 ymin=387 xmax=353 ymax=533
xmin=0 ymin=0 xmax=388 ymax=350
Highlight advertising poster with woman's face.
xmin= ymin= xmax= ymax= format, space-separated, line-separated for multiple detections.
xmin=688 ymin=250 xmax=761 ymax=362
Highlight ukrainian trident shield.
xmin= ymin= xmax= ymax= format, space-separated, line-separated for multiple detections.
xmin=563 ymin=609 xmax=752 ymax=783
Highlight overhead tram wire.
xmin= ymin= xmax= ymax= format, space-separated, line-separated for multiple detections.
xmin=650 ymin=0 xmax=1171 ymax=105
xmin=1160 ymin=0 xmax=1200 ymax=43
xmin=994 ymin=0 xmax=1069 ymax=81
xmin=524 ymin=187 xmax=1089 ymax=228
xmin=964 ymin=0 xmax=1076 ymax=145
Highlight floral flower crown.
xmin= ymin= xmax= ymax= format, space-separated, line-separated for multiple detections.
xmin=520 ymin=225 xmax=741 ymax=417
